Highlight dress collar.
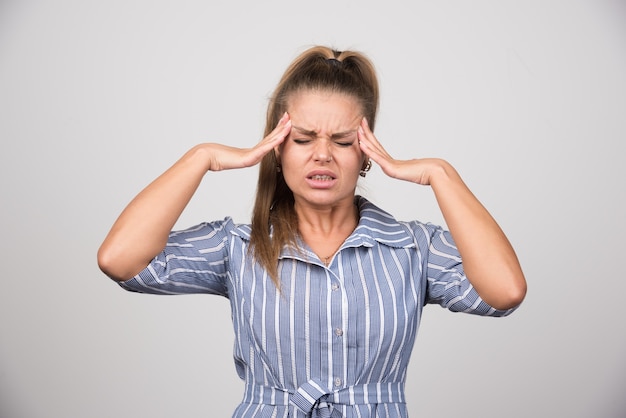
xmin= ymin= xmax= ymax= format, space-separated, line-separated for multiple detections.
xmin=231 ymin=195 xmax=415 ymax=259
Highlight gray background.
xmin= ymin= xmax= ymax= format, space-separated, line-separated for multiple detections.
xmin=1 ymin=0 xmax=625 ymax=417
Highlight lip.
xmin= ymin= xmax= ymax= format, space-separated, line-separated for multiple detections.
xmin=305 ymin=170 xmax=337 ymax=189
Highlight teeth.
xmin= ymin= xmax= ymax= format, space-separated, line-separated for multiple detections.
xmin=311 ymin=175 xmax=332 ymax=180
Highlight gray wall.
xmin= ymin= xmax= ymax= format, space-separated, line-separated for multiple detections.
xmin=1 ymin=1 xmax=625 ymax=417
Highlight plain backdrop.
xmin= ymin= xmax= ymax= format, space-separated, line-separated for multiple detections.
xmin=1 ymin=1 xmax=625 ymax=417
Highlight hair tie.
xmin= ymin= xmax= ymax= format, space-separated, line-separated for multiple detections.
xmin=328 ymin=58 xmax=341 ymax=67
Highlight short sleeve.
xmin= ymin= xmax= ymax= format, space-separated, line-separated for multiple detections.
xmin=118 ymin=218 xmax=234 ymax=297
xmin=418 ymin=222 xmax=517 ymax=317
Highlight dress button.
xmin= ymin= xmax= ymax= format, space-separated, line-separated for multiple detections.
xmin=331 ymin=283 xmax=339 ymax=291
xmin=334 ymin=377 xmax=342 ymax=387
xmin=335 ymin=328 xmax=343 ymax=337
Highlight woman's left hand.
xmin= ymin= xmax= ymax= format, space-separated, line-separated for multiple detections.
xmin=357 ymin=117 xmax=445 ymax=186
xmin=357 ymin=117 xmax=526 ymax=310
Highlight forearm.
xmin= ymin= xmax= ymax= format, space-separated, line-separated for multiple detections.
xmin=429 ymin=160 xmax=526 ymax=310
xmin=356 ymin=120 xmax=526 ymax=309
xmin=97 ymin=145 xmax=213 ymax=281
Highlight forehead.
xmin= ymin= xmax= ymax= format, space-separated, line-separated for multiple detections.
xmin=286 ymin=90 xmax=363 ymax=131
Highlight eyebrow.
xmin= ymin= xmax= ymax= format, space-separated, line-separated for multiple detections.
xmin=292 ymin=126 xmax=357 ymax=140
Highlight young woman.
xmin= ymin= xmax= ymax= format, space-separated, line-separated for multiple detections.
xmin=98 ymin=46 xmax=526 ymax=417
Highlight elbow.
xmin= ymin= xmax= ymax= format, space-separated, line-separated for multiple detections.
xmin=491 ymin=273 xmax=528 ymax=311
xmin=499 ymin=283 xmax=527 ymax=310
xmin=471 ymin=265 xmax=527 ymax=311
xmin=97 ymin=243 xmax=135 ymax=282
xmin=512 ymin=278 xmax=528 ymax=306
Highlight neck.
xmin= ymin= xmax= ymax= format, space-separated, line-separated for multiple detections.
xmin=295 ymin=199 xmax=358 ymax=235
xmin=295 ymin=198 xmax=360 ymax=265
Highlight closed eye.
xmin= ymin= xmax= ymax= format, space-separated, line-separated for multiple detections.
xmin=332 ymin=131 xmax=357 ymax=146
xmin=293 ymin=138 xmax=312 ymax=145
xmin=335 ymin=141 xmax=354 ymax=147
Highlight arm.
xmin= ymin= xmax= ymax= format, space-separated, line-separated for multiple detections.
xmin=97 ymin=114 xmax=292 ymax=281
xmin=357 ymin=118 xmax=526 ymax=310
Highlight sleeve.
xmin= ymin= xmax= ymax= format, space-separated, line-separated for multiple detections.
xmin=117 ymin=218 xmax=234 ymax=297
xmin=416 ymin=222 xmax=517 ymax=317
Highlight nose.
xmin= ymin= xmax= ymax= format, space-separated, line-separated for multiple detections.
xmin=313 ymin=140 xmax=332 ymax=163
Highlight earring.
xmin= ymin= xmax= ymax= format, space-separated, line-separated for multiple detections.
xmin=276 ymin=165 xmax=282 ymax=173
xmin=359 ymin=160 xmax=372 ymax=177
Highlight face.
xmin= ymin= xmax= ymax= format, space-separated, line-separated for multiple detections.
xmin=276 ymin=89 xmax=367 ymax=210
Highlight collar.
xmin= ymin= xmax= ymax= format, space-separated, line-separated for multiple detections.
xmin=348 ymin=195 xmax=416 ymax=249
xmin=230 ymin=196 xmax=416 ymax=259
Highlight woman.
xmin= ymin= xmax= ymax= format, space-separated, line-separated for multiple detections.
xmin=98 ymin=46 xmax=527 ymax=417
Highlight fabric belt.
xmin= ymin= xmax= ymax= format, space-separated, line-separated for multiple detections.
xmin=243 ymin=379 xmax=405 ymax=417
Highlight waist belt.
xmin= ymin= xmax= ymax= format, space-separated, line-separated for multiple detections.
xmin=244 ymin=379 xmax=405 ymax=417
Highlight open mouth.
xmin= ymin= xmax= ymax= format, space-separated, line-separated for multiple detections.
xmin=309 ymin=175 xmax=334 ymax=181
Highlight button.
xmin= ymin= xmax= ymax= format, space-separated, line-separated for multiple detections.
xmin=335 ymin=328 xmax=343 ymax=337
xmin=331 ymin=283 xmax=339 ymax=291
xmin=334 ymin=377 xmax=342 ymax=387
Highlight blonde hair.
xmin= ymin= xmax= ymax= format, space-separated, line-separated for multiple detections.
xmin=249 ymin=46 xmax=380 ymax=287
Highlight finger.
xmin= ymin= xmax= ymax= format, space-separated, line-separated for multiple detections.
xmin=257 ymin=113 xmax=292 ymax=150
xmin=275 ymin=112 xmax=292 ymax=140
xmin=243 ymin=113 xmax=291 ymax=166
xmin=357 ymin=118 xmax=404 ymax=178
xmin=358 ymin=119 xmax=388 ymax=161
xmin=358 ymin=118 xmax=383 ymax=149
xmin=267 ymin=113 xmax=292 ymax=145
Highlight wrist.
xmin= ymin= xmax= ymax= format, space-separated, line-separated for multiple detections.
xmin=185 ymin=143 xmax=217 ymax=172
xmin=422 ymin=158 xmax=454 ymax=186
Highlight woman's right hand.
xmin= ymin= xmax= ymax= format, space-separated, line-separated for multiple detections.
xmin=205 ymin=113 xmax=291 ymax=171
xmin=97 ymin=113 xmax=292 ymax=281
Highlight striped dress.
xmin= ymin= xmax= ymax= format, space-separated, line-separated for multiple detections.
xmin=120 ymin=196 xmax=516 ymax=417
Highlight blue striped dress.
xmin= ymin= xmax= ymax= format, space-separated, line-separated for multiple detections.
xmin=119 ymin=196 xmax=516 ymax=417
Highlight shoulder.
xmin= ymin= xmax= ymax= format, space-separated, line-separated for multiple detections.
xmin=166 ymin=217 xmax=253 ymax=250
xmin=354 ymin=196 xmax=448 ymax=249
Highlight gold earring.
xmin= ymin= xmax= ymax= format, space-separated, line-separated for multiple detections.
xmin=359 ymin=160 xmax=372 ymax=177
